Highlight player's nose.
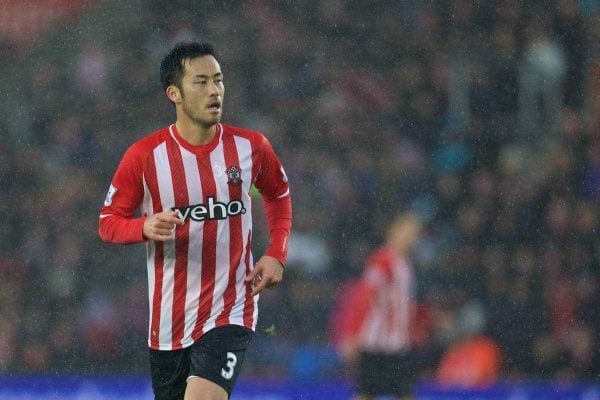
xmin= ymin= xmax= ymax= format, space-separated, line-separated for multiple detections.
xmin=207 ymin=80 xmax=221 ymax=95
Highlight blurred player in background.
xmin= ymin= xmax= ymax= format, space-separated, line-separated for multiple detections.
xmin=337 ymin=213 xmax=423 ymax=400
xmin=98 ymin=41 xmax=292 ymax=400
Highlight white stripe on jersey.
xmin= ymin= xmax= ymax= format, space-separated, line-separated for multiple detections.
xmin=395 ymin=264 xmax=412 ymax=349
xmin=143 ymin=176 xmax=156 ymax=346
xmin=153 ymin=142 xmax=176 ymax=347
xmin=361 ymin=288 xmax=386 ymax=349
xmin=180 ymin=147 xmax=203 ymax=347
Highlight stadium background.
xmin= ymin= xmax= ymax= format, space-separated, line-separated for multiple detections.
xmin=1 ymin=0 xmax=599 ymax=398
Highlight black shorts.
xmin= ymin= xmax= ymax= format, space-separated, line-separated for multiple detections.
xmin=356 ymin=351 xmax=415 ymax=397
xmin=149 ymin=325 xmax=253 ymax=400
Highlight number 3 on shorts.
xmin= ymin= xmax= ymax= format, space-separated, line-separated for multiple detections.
xmin=221 ymin=352 xmax=238 ymax=380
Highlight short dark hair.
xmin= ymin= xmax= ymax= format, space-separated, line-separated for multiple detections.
xmin=159 ymin=41 xmax=219 ymax=91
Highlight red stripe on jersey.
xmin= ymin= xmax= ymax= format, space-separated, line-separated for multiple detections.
xmin=145 ymin=151 xmax=164 ymax=349
xmin=215 ymin=134 xmax=243 ymax=327
xmin=192 ymin=156 xmax=218 ymax=338
xmin=166 ymin=141 xmax=189 ymax=349
xmin=242 ymin=230 xmax=254 ymax=327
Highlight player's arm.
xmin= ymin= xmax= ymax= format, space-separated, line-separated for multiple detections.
xmin=98 ymin=145 xmax=182 ymax=244
xmin=98 ymin=145 xmax=184 ymax=244
xmin=98 ymin=145 xmax=147 ymax=244
xmin=245 ymin=133 xmax=292 ymax=296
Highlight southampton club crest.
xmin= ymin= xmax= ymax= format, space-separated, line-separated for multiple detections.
xmin=226 ymin=165 xmax=242 ymax=186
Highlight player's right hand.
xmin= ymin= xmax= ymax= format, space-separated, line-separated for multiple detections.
xmin=143 ymin=210 xmax=185 ymax=241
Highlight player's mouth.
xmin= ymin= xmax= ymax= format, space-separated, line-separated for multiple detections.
xmin=207 ymin=100 xmax=221 ymax=113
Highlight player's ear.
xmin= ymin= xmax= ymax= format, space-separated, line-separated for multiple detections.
xmin=166 ymin=85 xmax=181 ymax=104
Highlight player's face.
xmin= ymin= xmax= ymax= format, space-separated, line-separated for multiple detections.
xmin=178 ymin=55 xmax=224 ymax=128
xmin=389 ymin=218 xmax=422 ymax=252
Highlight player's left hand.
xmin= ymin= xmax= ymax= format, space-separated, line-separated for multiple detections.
xmin=245 ymin=255 xmax=283 ymax=296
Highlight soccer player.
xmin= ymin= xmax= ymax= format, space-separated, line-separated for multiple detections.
xmin=338 ymin=213 xmax=422 ymax=400
xmin=98 ymin=41 xmax=292 ymax=400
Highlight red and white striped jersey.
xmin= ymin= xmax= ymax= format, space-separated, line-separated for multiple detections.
xmin=357 ymin=246 xmax=415 ymax=354
xmin=99 ymin=123 xmax=292 ymax=350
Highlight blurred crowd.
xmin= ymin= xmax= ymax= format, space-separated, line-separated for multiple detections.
xmin=0 ymin=0 xmax=599 ymax=385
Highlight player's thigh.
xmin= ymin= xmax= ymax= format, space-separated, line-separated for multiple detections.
xmin=184 ymin=376 xmax=227 ymax=400
xmin=149 ymin=347 xmax=191 ymax=400
xmin=188 ymin=325 xmax=253 ymax=397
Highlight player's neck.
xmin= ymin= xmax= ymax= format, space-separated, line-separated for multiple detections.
xmin=175 ymin=118 xmax=216 ymax=146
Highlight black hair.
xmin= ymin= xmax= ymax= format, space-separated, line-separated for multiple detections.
xmin=159 ymin=41 xmax=220 ymax=91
